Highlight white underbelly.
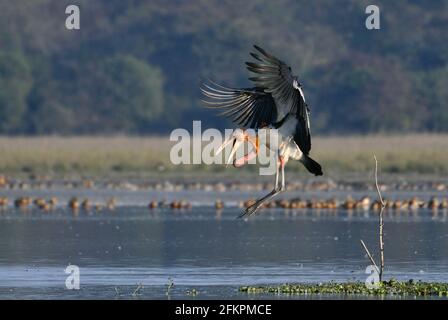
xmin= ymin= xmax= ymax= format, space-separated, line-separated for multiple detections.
xmin=262 ymin=136 xmax=303 ymax=161
xmin=282 ymin=141 xmax=303 ymax=160
xmin=257 ymin=117 xmax=303 ymax=160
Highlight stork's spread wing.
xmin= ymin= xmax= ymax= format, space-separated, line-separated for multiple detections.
xmin=246 ymin=45 xmax=311 ymax=154
xmin=294 ymin=108 xmax=311 ymax=155
xmin=201 ymin=80 xmax=277 ymax=129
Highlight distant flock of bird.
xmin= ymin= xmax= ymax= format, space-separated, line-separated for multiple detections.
xmin=0 ymin=196 xmax=116 ymax=212
xmin=0 ymin=175 xmax=447 ymax=193
xmin=0 ymin=195 xmax=447 ymax=213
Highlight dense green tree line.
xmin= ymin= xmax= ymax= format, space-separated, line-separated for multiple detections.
xmin=0 ymin=0 xmax=447 ymax=134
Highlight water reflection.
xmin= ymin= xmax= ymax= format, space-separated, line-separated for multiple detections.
xmin=0 ymin=206 xmax=447 ymax=299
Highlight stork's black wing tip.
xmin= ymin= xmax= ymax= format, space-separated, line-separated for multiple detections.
xmin=301 ymin=155 xmax=323 ymax=176
xmin=254 ymin=44 xmax=269 ymax=54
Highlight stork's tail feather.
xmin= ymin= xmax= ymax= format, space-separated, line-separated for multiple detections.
xmin=300 ymin=155 xmax=323 ymax=176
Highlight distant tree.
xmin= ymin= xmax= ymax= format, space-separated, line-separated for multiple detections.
xmin=425 ymin=67 xmax=448 ymax=131
xmin=0 ymin=1 xmax=447 ymax=134
xmin=311 ymin=55 xmax=426 ymax=133
xmin=88 ymin=55 xmax=165 ymax=133
xmin=0 ymin=51 xmax=32 ymax=133
xmin=23 ymin=54 xmax=165 ymax=134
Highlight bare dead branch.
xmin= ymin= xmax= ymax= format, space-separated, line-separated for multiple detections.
xmin=379 ymin=207 xmax=384 ymax=281
xmin=359 ymin=155 xmax=386 ymax=282
xmin=360 ymin=239 xmax=380 ymax=275
xmin=131 ymin=283 xmax=143 ymax=296
xmin=374 ymin=155 xmax=385 ymax=207
xmin=374 ymin=154 xmax=385 ymax=281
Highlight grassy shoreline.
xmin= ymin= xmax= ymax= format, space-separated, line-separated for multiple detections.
xmin=0 ymin=134 xmax=447 ymax=178
xmin=239 ymin=280 xmax=448 ymax=297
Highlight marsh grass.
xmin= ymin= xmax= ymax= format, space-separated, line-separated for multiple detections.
xmin=0 ymin=136 xmax=172 ymax=177
xmin=239 ymin=280 xmax=448 ymax=297
xmin=0 ymin=134 xmax=447 ymax=178
xmin=312 ymin=134 xmax=448 ymax=174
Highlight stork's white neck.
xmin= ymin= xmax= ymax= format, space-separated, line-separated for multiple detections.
xmin=293 ymin=79 xmax=306 ymax=102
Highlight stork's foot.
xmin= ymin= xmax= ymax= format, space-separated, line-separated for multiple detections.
xmin=239 ymin=203 xmax=263 ymax=218
xmin=238 ymin=187 xmax=282 ymax=218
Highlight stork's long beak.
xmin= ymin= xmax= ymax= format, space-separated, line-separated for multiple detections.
xmin=215 ymin=135 xmax=234 ymax=156
xmin=215 ymin=134 xmax=244 ymax=167
xmin=215 ymin=130 xmax=259 ymax=167
xmin=226 ymin=138 xmax=244 ymax=166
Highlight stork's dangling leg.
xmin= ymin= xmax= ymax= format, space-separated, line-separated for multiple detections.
xmin=239 ymin=154 xmax=286 ymax=218
xmin=281 ymin=155 xmax=286 ymax=190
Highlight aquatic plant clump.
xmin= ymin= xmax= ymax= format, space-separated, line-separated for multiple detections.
xmin=239 ymin=280 xmax=448 ymax=297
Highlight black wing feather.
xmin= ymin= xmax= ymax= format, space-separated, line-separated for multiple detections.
xmin=201 ymin=80 xmax=277 ymax=129
xmin=294 ymin=116 xmax=311 ymax=155
xmin=247 ymin=45 xmax=311 ymax=154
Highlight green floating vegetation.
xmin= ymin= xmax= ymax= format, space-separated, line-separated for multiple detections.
xmin=239 ymin=280 xmax=448 ymax=297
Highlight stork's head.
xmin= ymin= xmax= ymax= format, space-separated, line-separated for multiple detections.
xmin=215 ymin=129 xmax=259 ymax=167
xmin=292 ymin=78 xmax=302 ymax=90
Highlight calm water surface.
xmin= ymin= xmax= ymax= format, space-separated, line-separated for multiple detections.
xmin=0 ymin=190 xmax=447 ymax=299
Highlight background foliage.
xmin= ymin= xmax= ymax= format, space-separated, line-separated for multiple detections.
xmin=0 ymin=0 xmax=447 ymax=134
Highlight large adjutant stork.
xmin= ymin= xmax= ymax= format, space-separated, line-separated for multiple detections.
xmin=202 ymin=45 xmax=322 ymax=217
